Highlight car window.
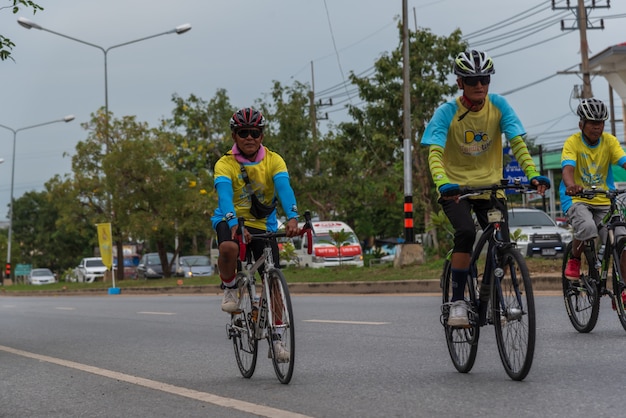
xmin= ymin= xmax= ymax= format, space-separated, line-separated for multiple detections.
xmin=181 ymin=256 xmax=210 ymax=266
xmin=86 ymin=259 xmax=104 ymax=267
xmin=508 ymin=211 xmax=556 ymax=227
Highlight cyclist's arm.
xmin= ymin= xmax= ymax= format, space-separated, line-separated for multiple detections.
xmin=274 ymin=173 xmax=300 ymax=237
xmin=215 ymin=180 xmax=238 ymax=229
xmin=509 ymin=136 xmax=539 ymax=180
xmin=427 ymin=144 xmax=450 ymax=188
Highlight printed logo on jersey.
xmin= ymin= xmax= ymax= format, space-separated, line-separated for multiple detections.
xmin=461 ymin=130 xmax=491 ymax=156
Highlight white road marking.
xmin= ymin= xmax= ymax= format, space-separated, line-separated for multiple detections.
xmin=137 ymin=311 xmax=177 ymax=315
xmin=0 ymin=344 xmax=312 ymax=418
xmin=304 ymin=319 xmax=389 ymax=325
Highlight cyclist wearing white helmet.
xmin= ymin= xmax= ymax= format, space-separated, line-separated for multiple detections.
xmin=421 ymin=49 xmax=550 ymax=327
xmin=562 ymin=98 xmax=626 ymax=282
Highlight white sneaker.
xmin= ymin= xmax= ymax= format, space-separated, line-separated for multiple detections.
xmin=221 ymin=287 xmax=239 ymax=313
xmin=448 ymin=300 xmax=469 ymax=327
xmin=268 ymin=340 xmax=290 ymax=363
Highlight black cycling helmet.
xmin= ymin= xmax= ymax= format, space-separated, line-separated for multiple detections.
xmin=453 ymin=50 xmax=495 ymax=77
xmin=576 ymin=98 xmax=608 ymax=121
xmin=229 ymin=107 xmax=266 ymax=131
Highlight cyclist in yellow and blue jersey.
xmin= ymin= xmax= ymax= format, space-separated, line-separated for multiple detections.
xmin=561 ymin=98 xmax=626 ymax=282
xmin=421 ymin=50 xmax=550 ymax=327
xmin=212 ymin=107 xmax=300 ymax=316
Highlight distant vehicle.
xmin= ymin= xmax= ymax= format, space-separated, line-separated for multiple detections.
xmin=75 ymin=257 xmax=107 ymax=283
xmin=113 ymin=254 xmax=140 ymax=279
xmin=28 ymin=268 xmax=56 ymax=285
xmin=294 ymin=221 xmax=364 ymax=268
xmin=137 ymin=252 xmax=174 ymax=279
xmin=176 ymin=255 xmax=213 ymax=278
xmin=508 ymin=208 xmax=573 ymax=258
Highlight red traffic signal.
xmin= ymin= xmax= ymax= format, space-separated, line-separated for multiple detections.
xmin=5 ymin=263 xmax=10 ymax=278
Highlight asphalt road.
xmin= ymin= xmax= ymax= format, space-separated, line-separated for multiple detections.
xmin=1 ymin=294 xmax=624 ymax=417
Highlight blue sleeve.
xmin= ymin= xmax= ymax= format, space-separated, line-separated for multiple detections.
xmin=274 ymin=173 xmax=298 ymax=220
xmin=421 ymin=101 xmax=457 ymax=147
xmin=490 ymin=94 xmax=526 ymax=140
xmin=214 ymin=179 xmax=238 ymax=229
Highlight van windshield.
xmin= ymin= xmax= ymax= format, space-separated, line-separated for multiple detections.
xmin=314 ymin=233 xmax=359 ymax=245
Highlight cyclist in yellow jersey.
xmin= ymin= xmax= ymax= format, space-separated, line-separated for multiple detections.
xmin=211 ymin=108 xmax=300 ymax=311
xmin=421 ymin=50 xmax=550 ymax=327
xmin=561 ymin=98 xmax=626 ymax=282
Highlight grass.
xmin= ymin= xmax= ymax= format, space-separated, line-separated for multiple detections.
xmin=0 ymin=256 xmax=562 ymax=294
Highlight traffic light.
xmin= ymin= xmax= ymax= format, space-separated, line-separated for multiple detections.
xmin=5 ymin=263 xmax=10 ymax=278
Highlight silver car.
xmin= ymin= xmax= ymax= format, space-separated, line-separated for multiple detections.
xmin=508 ymin=208 xmax=573 ymax=257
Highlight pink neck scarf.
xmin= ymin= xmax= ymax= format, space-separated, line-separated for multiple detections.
xmin=232 ymin=144 xmax=266 ymax=163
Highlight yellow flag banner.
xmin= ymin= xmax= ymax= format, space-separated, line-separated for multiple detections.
xmin=96 ymin=223 xmax=113 ymax=269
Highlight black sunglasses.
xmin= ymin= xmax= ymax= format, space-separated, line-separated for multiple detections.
xmin=236 ymin=129 xmax=262 ymax=139
xmin=463 ymin=75 xmax=491 ymax=86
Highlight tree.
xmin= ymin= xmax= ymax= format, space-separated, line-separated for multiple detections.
xmin=344 ymin=25 xmax=467 ymax=248
xmin=1 ymin=1 xmax=43 ymax=61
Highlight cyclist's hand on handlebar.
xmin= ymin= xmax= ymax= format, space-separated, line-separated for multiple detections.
xmin=231 ymin=225 xmax=252 ymax=243
xmin=564 ymin=184 xmax=584 ymax=196
xmin=284 ymin=218 xmax=299 ymax=238
xmin=530 ymin=175 xmax=550 ymax=195
xmin=439 ymin=183 xmax=460 ymax=199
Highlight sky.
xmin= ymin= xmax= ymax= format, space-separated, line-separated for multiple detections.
xmin=0 ymin=0 xmax=625 ymax=222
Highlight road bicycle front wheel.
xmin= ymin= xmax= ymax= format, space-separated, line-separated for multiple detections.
xmin=611 ymin=242 xmax=626 ymax=331
xmin=441 ymin=259 xmax=479 ymax=374
xmin=492 ymin=248 xmax=535 ymax=381
xmin=266 ymin=268 xmax=295 ymax=384
xmin=230 ymin=274 xmax=258 ymax=378
xmin=561 ymin=242 xmax=600 ymax=333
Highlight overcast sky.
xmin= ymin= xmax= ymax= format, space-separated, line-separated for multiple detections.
xmin=0 ymin=0 xmax=625 ymax=222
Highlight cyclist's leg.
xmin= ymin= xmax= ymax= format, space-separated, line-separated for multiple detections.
xmin=566 ymin=203 xmax=600 ymax=280
xmin=216 ymin=221 xmax=240 ymax=312
xmin=440 ymin=198 xmax=476 ymax=326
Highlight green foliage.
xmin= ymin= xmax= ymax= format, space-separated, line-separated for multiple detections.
xmin=0 ymin=1 xmax=43 ymax=61
xmin=510 ymin=228 xmax=528 ymax=242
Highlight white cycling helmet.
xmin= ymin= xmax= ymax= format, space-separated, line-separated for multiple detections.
xmin=453 ymin=50 xmax=495 ymax=77
xmin=576 ymin=98 xmax=608 ymax=121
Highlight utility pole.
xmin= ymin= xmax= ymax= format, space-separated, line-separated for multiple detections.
xmin=401 ymin=0 xmax=414 ymax=244
xmin=309 ymin=61 xmax=332 ymax=175
xmin=553 ymin=0 xmax=610 ymax=98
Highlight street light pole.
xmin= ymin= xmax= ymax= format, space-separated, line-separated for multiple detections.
xmin=17 ymin=17 xmax=192 ymax=145
xmin=0 ymin=115 xmax=75 ymax=280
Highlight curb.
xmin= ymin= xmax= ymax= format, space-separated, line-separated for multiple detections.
xmin=1 ymin=274 xmax=563 ymax=296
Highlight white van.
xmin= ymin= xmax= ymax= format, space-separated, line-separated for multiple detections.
xmin=294 ymin=221 xmax=364 ymax=268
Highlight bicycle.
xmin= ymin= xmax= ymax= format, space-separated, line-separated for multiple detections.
xmin=225 ymin=212 xmax=314 ymax=384
xmin=440 ymin=179 xmax=536 ymax=381
xmin=561 ymin=187 xmax=626 ymax=333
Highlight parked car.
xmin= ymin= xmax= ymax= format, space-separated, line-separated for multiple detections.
xmin=176 ymin=255 xmax=214 ymax=278
xmin=508 ymin=208 xmax=573 ymax=257
xmin=28 ymin=268 xmax=56 ymax=285
xmin=75 ymin=257 xmax=107 ymax=283
xmin=113 ymin=254 xmax=140 ymax=279
xmin=137 ymin=252 xmax=174 ymax=279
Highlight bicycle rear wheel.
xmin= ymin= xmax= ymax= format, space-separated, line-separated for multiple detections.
xmin=266 ymin=268 xmax=295 ymax=384
xmin=230 ymin=274 xmax=258 ymax=378
xmin=441 ymin=259 xmax=479 ymax=374
xmin=561 ymin=242 xmax=600 ymax=333
xmin=492 ymin=248 xmax=535 ymax=381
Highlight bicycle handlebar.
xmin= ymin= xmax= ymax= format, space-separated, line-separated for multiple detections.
xmin=573 ymin=187 xmax=626 ymax=201
xmin=456 ymin=180 xmax=532 ymax=201
xmin=237 ymin=211 xmax=315 ymax=261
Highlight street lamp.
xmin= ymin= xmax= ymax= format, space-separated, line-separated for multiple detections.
xmin=17 ymin=17 xmax=192 ymax=138
xmin=0 ymin=115 xmax=75 ymax=279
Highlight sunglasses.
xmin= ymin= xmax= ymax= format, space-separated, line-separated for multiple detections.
xmin=236 ymin=129 xmax=263 ymax=139
xmin=463 ymin=76 xmax=491 ymax=86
